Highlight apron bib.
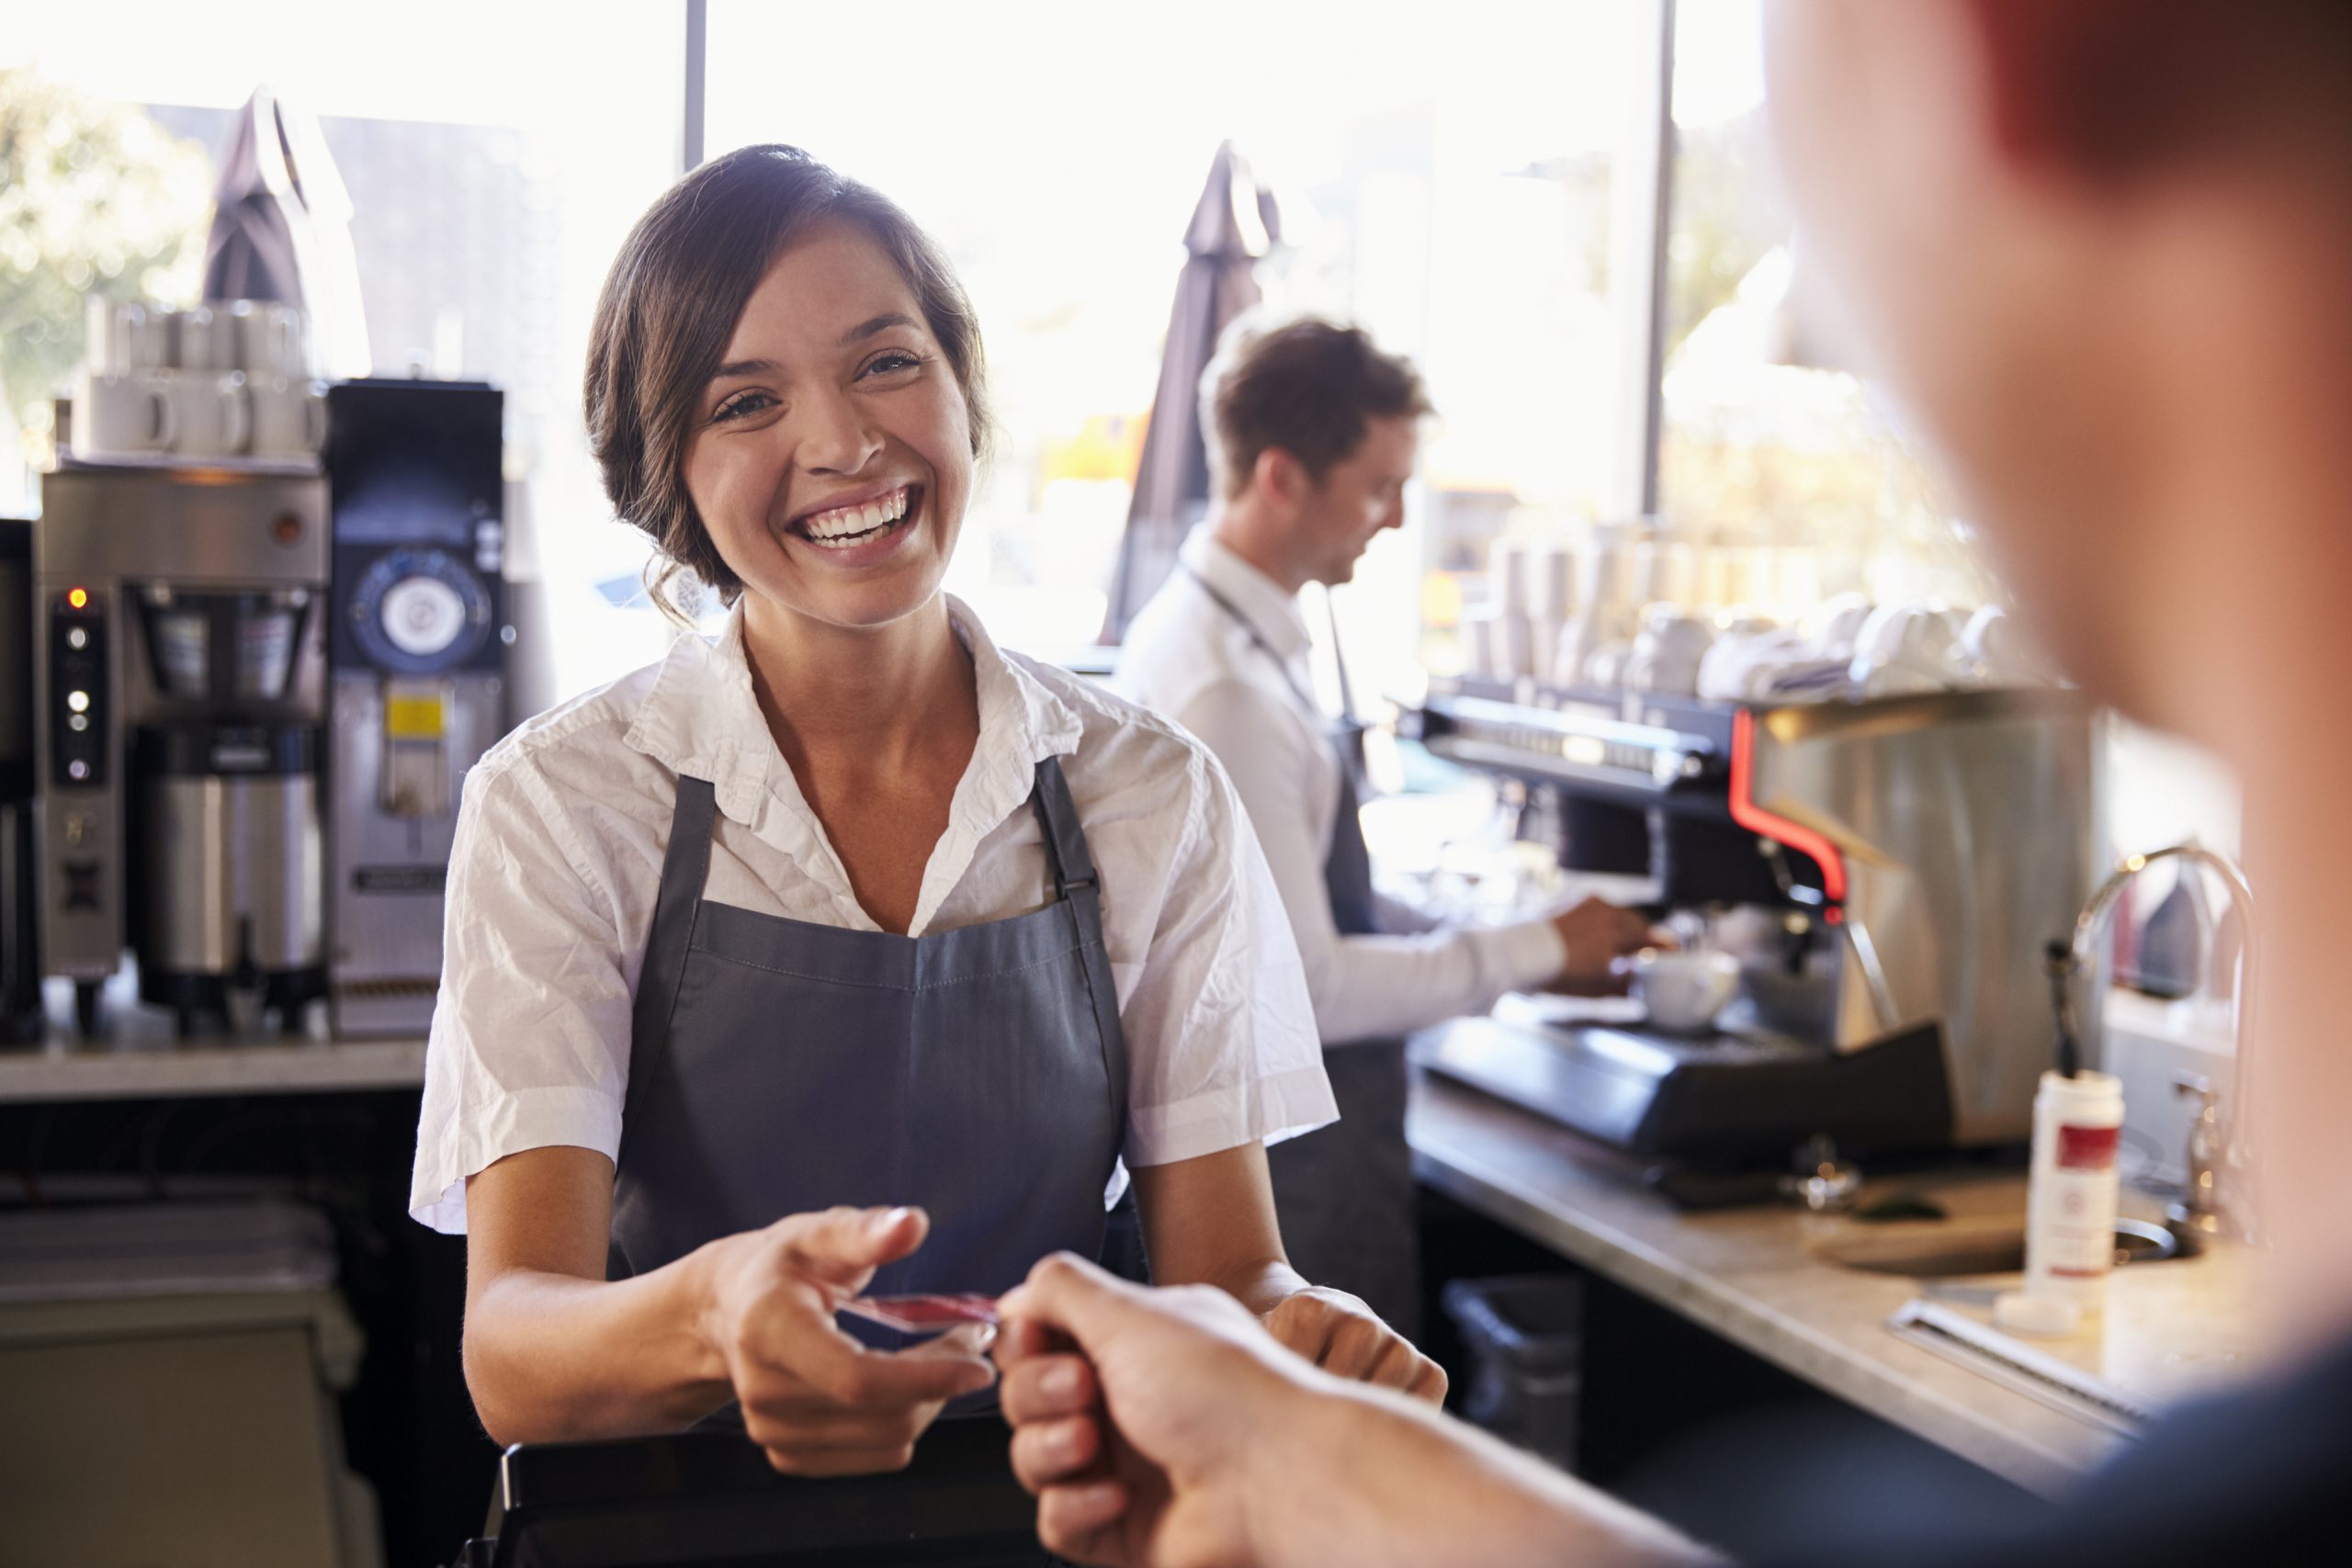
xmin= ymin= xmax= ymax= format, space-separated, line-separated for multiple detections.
xmin=608 ymin=756 xmax=1129 ymax=1312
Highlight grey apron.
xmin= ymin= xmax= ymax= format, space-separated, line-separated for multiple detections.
xmin=1181 ymin=568 xmax=1422 ymax=1341
xmin=609 ymin=755 xmax=1129 ymax=1324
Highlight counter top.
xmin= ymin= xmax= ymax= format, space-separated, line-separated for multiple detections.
xmin=0 ymin=1036 xmax=429 ymax=1103
xmin=1408 ymin=1073 xmax=2261 ymax=1496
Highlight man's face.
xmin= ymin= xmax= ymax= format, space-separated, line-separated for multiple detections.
xmin=1294 ymin=414 xmax=1419 ymax=587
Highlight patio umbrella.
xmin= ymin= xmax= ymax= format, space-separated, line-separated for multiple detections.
xmin=1102 ymin=141 xmax=1279 ymax=639
xmin=202 ymin=87 xmax=371 ymax=378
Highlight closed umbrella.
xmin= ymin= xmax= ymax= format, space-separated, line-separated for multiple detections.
xmin=202 ymin=87 xmax=370 ymax=378
xmin=1102 ymin=141 xmax=1278 ymax=639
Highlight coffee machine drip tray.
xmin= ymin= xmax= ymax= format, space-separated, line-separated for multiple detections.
xmin=1411 ymin=1007 xmax=1954 ymax=1165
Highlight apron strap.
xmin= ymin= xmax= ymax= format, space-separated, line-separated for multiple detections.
xmin=1029 ymin=755 xmax=1130 ymax=1141
xmin=619 ymin=774 xmax=720 ymax=1145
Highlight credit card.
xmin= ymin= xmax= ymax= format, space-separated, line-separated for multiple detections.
xmin=839 ymin=1292 xmax=1001 ymax=1336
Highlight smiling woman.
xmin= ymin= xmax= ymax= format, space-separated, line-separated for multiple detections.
xmin=582 ymin=147 xmax=992 ymax=624
xmin=413 ymin=143 xmax=1442 ymax=1487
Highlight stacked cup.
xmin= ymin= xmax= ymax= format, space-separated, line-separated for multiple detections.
xmin=75 ymin=298 xmax=324 ymax=462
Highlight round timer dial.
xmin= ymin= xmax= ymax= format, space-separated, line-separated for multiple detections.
xmin=350 ymin=547 xmax=493 ymax=673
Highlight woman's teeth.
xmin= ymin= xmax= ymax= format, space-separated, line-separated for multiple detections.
xmin=798 ymin=486 xmax=912 ymax=548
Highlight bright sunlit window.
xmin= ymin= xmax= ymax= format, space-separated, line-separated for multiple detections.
xmin=706 ymin=0 xmax=1655 ymax=705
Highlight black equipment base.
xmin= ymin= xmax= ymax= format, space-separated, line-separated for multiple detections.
xmin=1411 ymin=1014 xmax=1955 ymax=1165
xmin=458 ymin=1416 xmax=1046 ymax=1567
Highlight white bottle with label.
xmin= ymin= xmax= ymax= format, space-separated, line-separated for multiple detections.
xmin=2023 ymin=1069 xmax=2126 ymax=1314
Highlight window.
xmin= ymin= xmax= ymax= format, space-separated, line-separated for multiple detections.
xmin=3 ymin=1 xmax=685 ymax=701
xmin=1659 ymin=0 xmax=1994 ymax=616
xmin=705 ymin=0 xmax=1655 ymax=704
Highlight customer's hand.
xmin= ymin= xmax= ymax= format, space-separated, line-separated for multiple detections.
xmin=1262 ymin=1285 xmax=1446 ymax=1402
xmin=996 ymin=1254 xmax=1718 ymax=1568
xmin=995 ymin=1255 xmax=1330 ymax=1568
xmin=1549 ymin=896 xmax=1657 ymax=995
xmin=696 ymin=1205 xmax=995 ymax=1475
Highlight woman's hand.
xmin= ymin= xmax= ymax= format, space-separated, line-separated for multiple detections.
xmin=695 ymin=1204 xmax=996 ymax=1475
xmin=1261 ymin=1284 xmax=1446 ymax=1402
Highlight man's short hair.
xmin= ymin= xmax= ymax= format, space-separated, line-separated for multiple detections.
xmin=1204 ymin=318 xmax=1431 ymax=500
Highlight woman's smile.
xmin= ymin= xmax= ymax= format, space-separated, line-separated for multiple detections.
xmin=786 ymin=481 xmax=924 ymax=567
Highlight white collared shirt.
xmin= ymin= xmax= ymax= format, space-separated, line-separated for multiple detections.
xmin=410 ymin=594 xmax=1336 ymax=1234
xmin=1115 ymin=531 xmax=1565 ymax=1046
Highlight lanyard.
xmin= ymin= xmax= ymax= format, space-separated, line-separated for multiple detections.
xmin=1177 ymin=561 xmax=1323 ymax=716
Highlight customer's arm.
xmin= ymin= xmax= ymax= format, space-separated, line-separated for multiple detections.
xmin=1178 ymin=680 xmax=1577 ymax=1041
xmin=995 ymin=1253 xmax=1721 ymax=1568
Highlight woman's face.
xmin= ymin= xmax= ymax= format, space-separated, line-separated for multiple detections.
xmin=682 ymin=220 xmax=973 ymax=635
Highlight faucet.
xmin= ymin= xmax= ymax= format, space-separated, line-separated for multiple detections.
xmin=2169 ymin=1072 xmax=2224 ymax=1255
xmin=2053 ymin=841 xmax=2256 ymax=1245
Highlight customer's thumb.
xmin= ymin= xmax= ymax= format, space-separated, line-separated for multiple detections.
xmin=1001 ymin=1251 xmax=1133 ymax=1345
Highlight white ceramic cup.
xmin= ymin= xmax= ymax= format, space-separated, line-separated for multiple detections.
xmin=1632 ymin=948 xmax=1740 ymax=1032
xmin=1623 ymin=606 xmax=1716 ymax=694
xmin=233 ymin=301 xmax=306 ymax=378
xmin=171 ymin=304 xmax=241 ymax=372
xmin=247 ymin=376 xmax=327 ymax=457
xmin=73 ymin=370 xmax=176 ymax=457
xmin=85 ymin=298 xmax=171 ymax=376
xmin=164 ymin=370 xmax=253 ymax=457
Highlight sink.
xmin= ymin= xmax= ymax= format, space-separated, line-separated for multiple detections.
xmin=1809 ymin=1214 xmax=2183 ymax=1278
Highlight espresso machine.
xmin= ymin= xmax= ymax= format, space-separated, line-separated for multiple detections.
xmin=323 ymin=379 xmax=506 ymax=1037
xmin=1406 ymin=679 xmax=2101 ymax=1164
xmin=35 ymin=463 xmax=331 ymax=1035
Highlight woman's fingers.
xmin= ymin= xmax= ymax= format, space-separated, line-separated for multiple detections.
xmin=762 ymin=1439 xmax=922 ymax=1477
xmin=1010 ymin=1413 xmax=1102 ymax=1490
xmin=747 ymin=1326 xmax=994 ymax=1412
xmin=778 ymin=1204 xmax=932 ymax=1286
xmin=1363 ymin=1335 xmax=1447 ymax=1402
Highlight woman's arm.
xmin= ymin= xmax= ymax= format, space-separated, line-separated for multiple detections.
xmin=463 ymin=1146 xmax=993 ymax=1471
xmin=1130 ymin=1144 xmax=1443 ymax=1400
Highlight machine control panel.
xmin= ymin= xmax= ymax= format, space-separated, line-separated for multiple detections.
xmin=48 ymin=590 xmax=109 ymax=788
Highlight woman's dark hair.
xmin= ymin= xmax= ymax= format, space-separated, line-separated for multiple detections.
xmin=583 ymin=144 xmax=992 ymax=619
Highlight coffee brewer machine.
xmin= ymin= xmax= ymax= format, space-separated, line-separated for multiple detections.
xmin=35 ymin=464 xmax=331 ymax=1035
xmin=4 ymin=519 xmax=43 ymax=1043
xmin=1407 ymin=679 xmax=2101 ymax=1164
xmin=323 ymin=379 xmax=505 ymax=1038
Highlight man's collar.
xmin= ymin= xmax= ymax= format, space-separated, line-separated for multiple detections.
xmin=1181 ymin=527 xmax=1313 ymax=661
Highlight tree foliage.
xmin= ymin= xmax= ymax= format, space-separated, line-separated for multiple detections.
xmin=0 ymin=69 xmax=213 ymax=448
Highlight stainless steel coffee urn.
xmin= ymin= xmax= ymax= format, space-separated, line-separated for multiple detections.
xmin=35 ymin=463 xmax=330 ymax=1034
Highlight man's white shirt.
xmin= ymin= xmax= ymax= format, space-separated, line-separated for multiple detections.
xmin=1115 ymin=530 xmax=1565 ymax=1046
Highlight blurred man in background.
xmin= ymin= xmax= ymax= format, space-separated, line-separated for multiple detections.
xmin=1116 ymin=319 xmax=1648 ymax=1337
xmin=1003 ymin=1 xmax=2352 ymax=1563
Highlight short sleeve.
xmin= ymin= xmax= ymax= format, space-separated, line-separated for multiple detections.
xmin=1114 ymin=740 xmax=1337 ymax=1168
xmin=408 ymin=763 xmax=636 ymax=1234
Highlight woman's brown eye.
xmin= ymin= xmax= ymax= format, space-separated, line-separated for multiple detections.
xmin=715 ymin=391 xmax=775 ymax=423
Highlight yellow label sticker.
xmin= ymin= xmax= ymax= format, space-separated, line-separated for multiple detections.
xmin=384 ymin=694 xmax=447 ymax=739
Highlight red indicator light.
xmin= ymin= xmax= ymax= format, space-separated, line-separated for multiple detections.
xmin=67 ymin=587 xmax=88 ymax=610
